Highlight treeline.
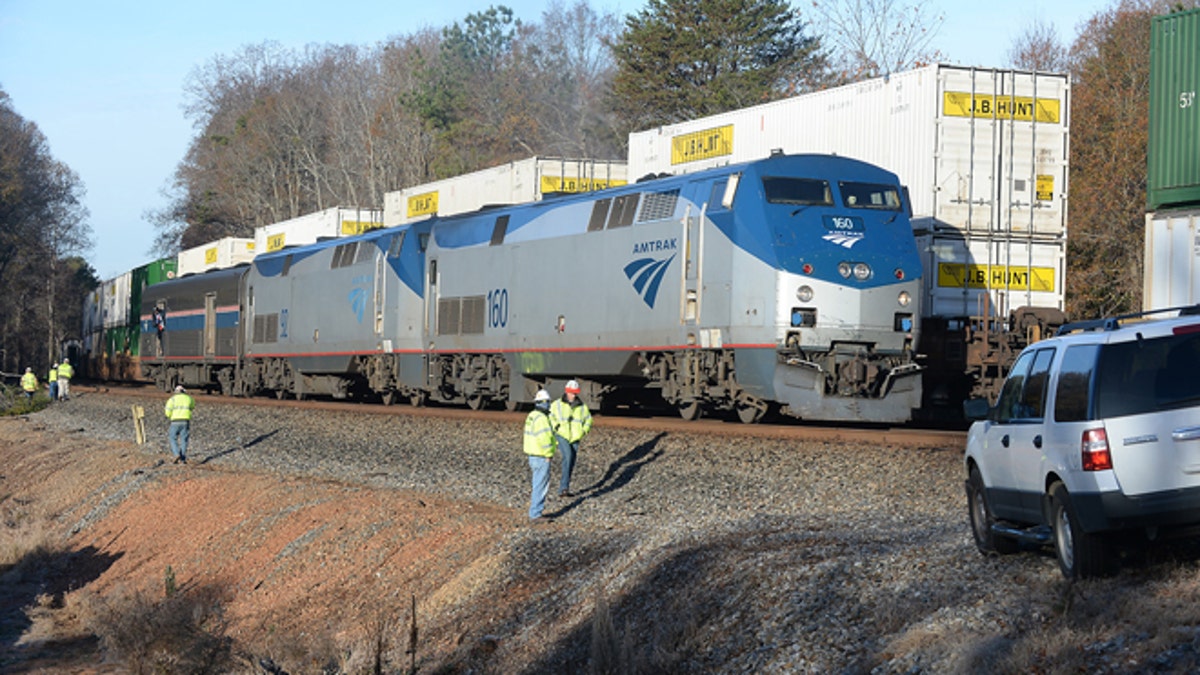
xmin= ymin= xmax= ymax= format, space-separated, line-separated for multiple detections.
xmin=0 ymin=90 xmax=97 ymax=378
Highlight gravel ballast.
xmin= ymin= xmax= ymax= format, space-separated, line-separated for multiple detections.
xmin=26 ymin=390 xmax=1200 ymax=673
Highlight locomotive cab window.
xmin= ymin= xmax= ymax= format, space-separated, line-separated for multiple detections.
xmin=838 ymin=181 xmax=902 ymax=211
xmin=763 ymin=177 xmax=832 ymax=206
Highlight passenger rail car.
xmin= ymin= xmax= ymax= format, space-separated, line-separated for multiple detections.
xmin=139 ymin=266 xmax=244 ymax=394
xmin=137 ymin=153 xmax=923 ymax=423
xmin=425 ymin=153 xmax=923 ymax=423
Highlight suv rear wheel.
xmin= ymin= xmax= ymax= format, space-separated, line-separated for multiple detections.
xmin=968 ymin=467 xmax=1019 ymax=555
xmin=1049 ymin=482 xmax=1110 ymax=579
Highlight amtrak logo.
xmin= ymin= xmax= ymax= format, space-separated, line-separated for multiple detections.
xmin=822 ymin=215 xmax=865 ymax=249
xmin=624 ymin=254 xmax=676 ymax=308
xmin=348 ymin=287 xmax=368 ymax=323
xmin=823 ymin=232 xmax=865 ymax=248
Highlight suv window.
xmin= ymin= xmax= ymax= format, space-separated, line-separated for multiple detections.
xmin=1053 ymin=344 xmax=1099 ymax=422
xmin=1095 ymin=330 xmax=1200 ymax=418
xmin=995 ymin=348 xmax=1055 ymax=423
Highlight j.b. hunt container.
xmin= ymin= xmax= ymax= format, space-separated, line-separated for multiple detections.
xmin=253 ymin=207 xmax=383 ymax=254
xmin=628 ymin=64 xmax=1070 ymax=240
xmin=383 ymin=156 xmax=626 ymax=227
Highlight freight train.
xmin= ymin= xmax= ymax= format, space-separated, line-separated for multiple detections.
xmin=136 ymin=153 xmax=925 ymax=423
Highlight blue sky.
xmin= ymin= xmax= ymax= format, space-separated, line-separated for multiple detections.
xmin=1 ymin=0 xmax=1110 ymax=280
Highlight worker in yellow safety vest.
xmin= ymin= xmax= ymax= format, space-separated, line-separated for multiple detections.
xmin=549 ymin=379 xmax=593 ymax=498
xmin=56 ymin=358 xmax=73 ymax=400
xmin=47 ymin=363 xmax=58 ymax=401
xmin=20 ymin=368 xmax=37 ymax=400
xmin=523 ymin=389 xmax=556 ymax=522
xmin=164 ymin=385 xmax=196 ymax=464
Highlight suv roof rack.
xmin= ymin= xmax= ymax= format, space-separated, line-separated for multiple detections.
xmin=1056 ymin=304 xmax=1200 ymax=336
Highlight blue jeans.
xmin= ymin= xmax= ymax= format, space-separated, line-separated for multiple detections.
xmin=528 ymin=455 xmax=550 ymax=519
xmin=168 ymin=421 xmax=190 ymax=459
xmin=556 ymin=435 xmax=579 ymax=494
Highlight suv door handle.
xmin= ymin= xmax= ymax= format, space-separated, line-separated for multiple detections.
xmin=1001 ymin=434 xmax=1010 ymax=448
xmin=1033 ymin=435 xmax=1043 ymax=449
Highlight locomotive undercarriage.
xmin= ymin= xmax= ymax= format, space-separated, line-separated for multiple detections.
xmin=784 ymin=343 xmax=915 ymax=399
xmin=425 ymin=353 xmax=511 ymax=410
xmin=640 ymin=344 xmax=920 ymax=423
xmin=639 ymin=350 xmax=771 ymax=424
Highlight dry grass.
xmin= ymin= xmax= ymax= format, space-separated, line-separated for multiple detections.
xmin=74 ymin=582 xmax=235 ymax=674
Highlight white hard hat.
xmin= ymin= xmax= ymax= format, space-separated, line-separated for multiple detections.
xmin=174 ymin=385 xmax=186 ymax=393
xmin=565 ymin=380 xmax=581 ymax=393
xmin=534 ymin=389 xmax=551 ymax=402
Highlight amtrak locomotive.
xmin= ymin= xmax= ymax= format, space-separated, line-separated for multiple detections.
xmin=139 ymin=153 xmax=924 ymax=423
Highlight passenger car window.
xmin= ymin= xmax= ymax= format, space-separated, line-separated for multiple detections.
xmin=995 ymin=351 xmax=1034 ymax=423
xmin=1017 ymin=348 xmax=1056 ymax=420
xmin=1096 ymin=330 xmax=1200 ymax=417
xmin=1054 ymin=344 xmax=1099 ymax=422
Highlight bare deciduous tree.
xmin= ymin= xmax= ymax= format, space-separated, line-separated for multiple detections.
xmin=810 ymin=0 xmax=943 ymax=80
xmin=1007 ymin=18 xmax=1069 ymax=72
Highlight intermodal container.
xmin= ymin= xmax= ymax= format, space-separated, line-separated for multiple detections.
xmin=177 ymin=237 xmax=255 ymax=276
xmin=1148 ymin=8 xmax=1200 ymax=210
xmin=253 ymin=207 xmax=383 ymax=254
xmin=628 ymin=64 xmax=1070 ymax=240
xmin=383 ymin=157 xmax=626 ymax=227
xmin=1143 ymin=208 xmax=1200 ymax=311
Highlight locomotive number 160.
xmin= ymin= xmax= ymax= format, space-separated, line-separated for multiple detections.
xmin=487 ymin=288 xmax=509 ymax=329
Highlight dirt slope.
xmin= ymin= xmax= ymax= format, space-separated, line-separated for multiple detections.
xmin=0 ymin=416 xmax=524 ymax=673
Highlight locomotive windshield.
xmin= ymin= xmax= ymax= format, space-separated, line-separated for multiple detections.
xmin=838 ymin=181 xmax=903 ymax=211
xmin=762 ymin=177 xmax=833 ymax=206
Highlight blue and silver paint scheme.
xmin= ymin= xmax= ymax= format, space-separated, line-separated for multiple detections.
xmin=425 ymin=153 xmax=923 ymax=422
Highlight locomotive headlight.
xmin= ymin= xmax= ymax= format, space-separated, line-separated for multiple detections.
xmin=796 ymin=285 xmax=814 ymax=302
xmin=838 ymin=262 xmax=852 ymax=278
xmin=898 ymin=290 xmax=911 ymax=307
xmin=853 ymin=263 xmax=871 ymax=280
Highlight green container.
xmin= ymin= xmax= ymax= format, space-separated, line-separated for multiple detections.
xmin=125 ymin=258 xmax=178 ymax=357
xmin=1149 ymin=7 xmax=1200 ymax=210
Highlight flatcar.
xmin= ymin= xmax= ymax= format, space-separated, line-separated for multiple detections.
xmin=137 ymin=153 xmax=923 ymax=423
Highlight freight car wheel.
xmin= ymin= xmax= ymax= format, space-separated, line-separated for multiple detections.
xmin=678 ymin=400 xmax=701 ymax=421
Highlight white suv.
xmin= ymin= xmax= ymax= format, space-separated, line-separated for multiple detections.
xmin=964 ymin=308 xmax=1200 ymax=578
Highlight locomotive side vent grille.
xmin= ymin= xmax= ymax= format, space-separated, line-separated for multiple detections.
xmin=638 ymin=189 xmax=679 ymax=222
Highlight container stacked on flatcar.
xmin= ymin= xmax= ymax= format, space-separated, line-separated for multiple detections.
xmin=627 ymin=64 xmax=1071 ymax=416
xmin=254 ymin=206 xmax=384 ymax=255
xmin=1144 ymin=8 xmax=1200 ymax=310
xmin=383 ymin=156 xmax=627 ymax=227
xmin=81 ymin=258 xmax=177 ymax=381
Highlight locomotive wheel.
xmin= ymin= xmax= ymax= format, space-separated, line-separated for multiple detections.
xmin=678 ymin=400 xmax=701 ymax=421
xmin=409 ymin=391 xmax=427 ymax=407
xmin=504 ymin=399 xmax=520 ymax=412
xmin=275 ymin=389 xmax=287 ymax=400
xmin=736 ymin=404 xmax=765 ymax=424
xmin=381 ymin=391 xmax=396 ymax=406
xmin=466 ymin=395 xmax=486 ymax=411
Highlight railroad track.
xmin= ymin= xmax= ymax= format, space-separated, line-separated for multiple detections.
xmin=80 ymin=381 xmax=968 ymax=449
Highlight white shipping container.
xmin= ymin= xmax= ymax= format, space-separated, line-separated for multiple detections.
xmin=1143 ymin=209 xmax=1200 ymax=312
xmin=177 ymin=237 xmax=256 ymax=276
xmin=254 ymin=207 xmax=383 ymax=254
xmin=628 ymin=64 xmax=1069 ymax=239
xmin=101 ymin=272 xmax=133 ymax=330
xmin=917 ymin=233 xmax=1066 ymax=320
xmin=383 ymin=157 xmax=627 ymax=227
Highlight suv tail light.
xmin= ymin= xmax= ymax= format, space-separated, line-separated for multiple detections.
xmin=1081 ymin=428 xmax=1112 ymax=471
